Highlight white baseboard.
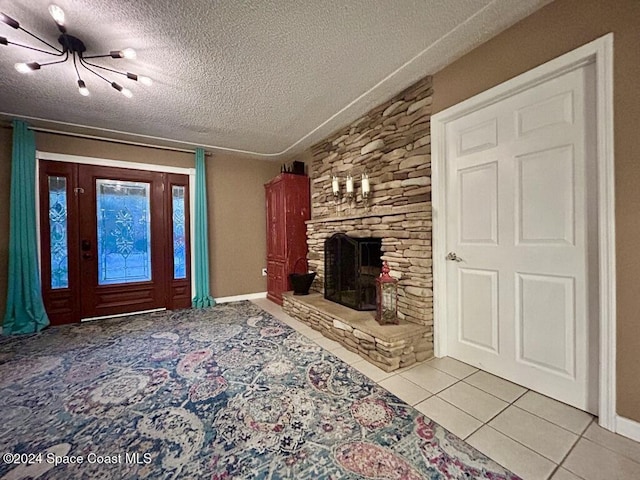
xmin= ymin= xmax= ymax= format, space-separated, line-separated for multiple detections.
xmin=81 ymin=308 xmax=166 ymax=322
xmin=215 ymin=292 xmax=267 ymax=304
xmin=615 ymin=415 xmax=640 ymax=443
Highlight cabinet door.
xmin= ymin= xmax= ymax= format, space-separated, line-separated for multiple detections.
xmin=267 ymin=260 xmax=288 ymax=305
xmin=266 ymin=185 xmax=275 ymax=258
xmin=284 ymin=176 xmax=310 ymax=269
xmin=266 ymin=180 xmax=286 ymax=260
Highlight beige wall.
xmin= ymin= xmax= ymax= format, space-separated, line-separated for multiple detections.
xmin=207 ymin=153 xmax=281 ymax=297
xmin=36 ymin=133 xmax=194 ymax=169
xmin=432 ymin=0 xmax=640 ymax=422
xmin=0 ymin=131 xmax=280 ymax=318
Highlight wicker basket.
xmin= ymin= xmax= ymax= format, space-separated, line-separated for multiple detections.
xmin=289 ymin=258 xmax=316 ymax=295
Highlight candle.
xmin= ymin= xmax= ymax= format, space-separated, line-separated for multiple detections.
xmin=346 ymin=175 xmax=354 ymax=193
xmin=332 ymin=176 xmax=339 ymax=194
xmin=361 ymin=173 xmax=370 ymax=194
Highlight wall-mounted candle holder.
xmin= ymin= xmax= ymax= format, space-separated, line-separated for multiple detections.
xmin=329 ymin=171 xmax=371 ymax=213
xmin=331 ymin=175 xmax=341 ymax=201
xmin=345 ymin=173 xmax=355 ymax=203
xmin=361 ymin=172 xmax=371 ymax=208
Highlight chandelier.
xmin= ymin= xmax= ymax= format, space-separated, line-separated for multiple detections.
xmin=0 ymin=5 xmax=152 ymax=98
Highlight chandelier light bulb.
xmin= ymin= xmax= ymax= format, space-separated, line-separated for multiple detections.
xmin=15 ymin=62 xmax=33 ymax=73
xmin=14 ymin=61 xmax=40 ymax=73
xmin=138 ymin=75 xmax=152 ymax=86
xmin=121 ymin=88 xmax=133 ymax=98
xmin=77 ymin=79 xmax=89 ymax=96
xmin=48 ymin=5 xmax=65 ymax=26
xmin=0 ymin=12 xmax=20 ymax=29
xmin=121 ymin=48 xmax=136 ymax=59
xmin=126 ymin=72 xmax=151 ymax=86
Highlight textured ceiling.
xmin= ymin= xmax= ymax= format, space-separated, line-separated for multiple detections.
xmin=0 ymin=0 xmax=551 ymax=159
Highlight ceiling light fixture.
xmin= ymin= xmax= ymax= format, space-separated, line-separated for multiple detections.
xmin=0 ymin=5 xmax=152 ymax=98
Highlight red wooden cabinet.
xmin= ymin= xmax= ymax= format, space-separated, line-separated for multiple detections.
xmin=265 ymin=173 xmax=310 ymax=305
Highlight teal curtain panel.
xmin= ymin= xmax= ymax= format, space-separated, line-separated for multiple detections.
xmin=192 ymin=148 xmax=216 ymax=308
xmin=3 ymin=120 xmax=50 ymax=334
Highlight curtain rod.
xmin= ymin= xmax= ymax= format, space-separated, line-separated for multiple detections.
xmin=1 ymin=124 xmax=212 ymax=156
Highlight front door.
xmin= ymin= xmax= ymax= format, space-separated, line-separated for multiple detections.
xmin=39 ymin=160 xmax=191 ymax=324
xmin=443 ymin=62 xmax=598 ymax=413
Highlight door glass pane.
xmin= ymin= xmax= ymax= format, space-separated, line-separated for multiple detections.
xmin=96 ymin=179 xmax=152 ymax=285
xmin=172 ymin=185 xmax=187 ymax=279
xmin=48 ymin=176 xmax=69 ymax=289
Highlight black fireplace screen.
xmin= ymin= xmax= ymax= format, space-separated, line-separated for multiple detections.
xmin=324 ymin=233 xmax=382 ymax=310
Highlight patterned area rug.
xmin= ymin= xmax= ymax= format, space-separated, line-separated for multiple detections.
xmin=0 ymin=302 xmax=520 ymax=479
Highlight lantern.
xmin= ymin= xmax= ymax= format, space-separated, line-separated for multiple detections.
xmin=376 ymin=261 xmax=398 ymax=325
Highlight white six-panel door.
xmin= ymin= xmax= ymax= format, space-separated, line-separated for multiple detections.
xmin=444 ymin=62 xmax=598 ymax=413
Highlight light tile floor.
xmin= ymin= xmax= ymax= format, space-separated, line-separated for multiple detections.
xmin=251 ymin=298 xmax=640 ymax=480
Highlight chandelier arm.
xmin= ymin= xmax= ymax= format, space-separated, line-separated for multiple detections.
xmin=37 ymin=51 xmax=69 ymax=67
xmin=18 ymin=26 xmax=63 ymax=54
xmin=6 ymin=39 xmax=65 ymax=56
xmin=81 ymin=58 xmax=126 ymax=77
xmin=79 ymin=57 xmax=112 ymax=84
xmin=80 ymin=57 xmax=133 ymax=98
xmin=82 ymin=53 xmax=113 ymax=60
xmin=72 ymin=52 xmax=82 ymax=80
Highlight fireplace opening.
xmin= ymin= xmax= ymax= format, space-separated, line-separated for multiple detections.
xmin=324 ymin=233 xmax=382 ymax=311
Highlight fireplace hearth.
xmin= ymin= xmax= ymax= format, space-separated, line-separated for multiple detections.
xmin=324 ymin=233 xmax=381 ymax=311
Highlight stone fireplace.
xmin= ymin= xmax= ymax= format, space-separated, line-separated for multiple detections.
xmin=282 ymin=76 xmax=434 ymax=371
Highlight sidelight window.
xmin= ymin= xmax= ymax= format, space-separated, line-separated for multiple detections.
xmin=48 ymin=176 xmax=69 ymax=289
xmin=172 ymin=185 xmax=187 ymax=279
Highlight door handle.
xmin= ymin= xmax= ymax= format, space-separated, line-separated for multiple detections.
xmin=446 ymin=252 xmax=464 ymax=262
xmin=81 ymin=239 xmax=92 ymax=259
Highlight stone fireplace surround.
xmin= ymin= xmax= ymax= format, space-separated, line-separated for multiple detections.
xmin=282 ymin=76 xmax=434 ymax=372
